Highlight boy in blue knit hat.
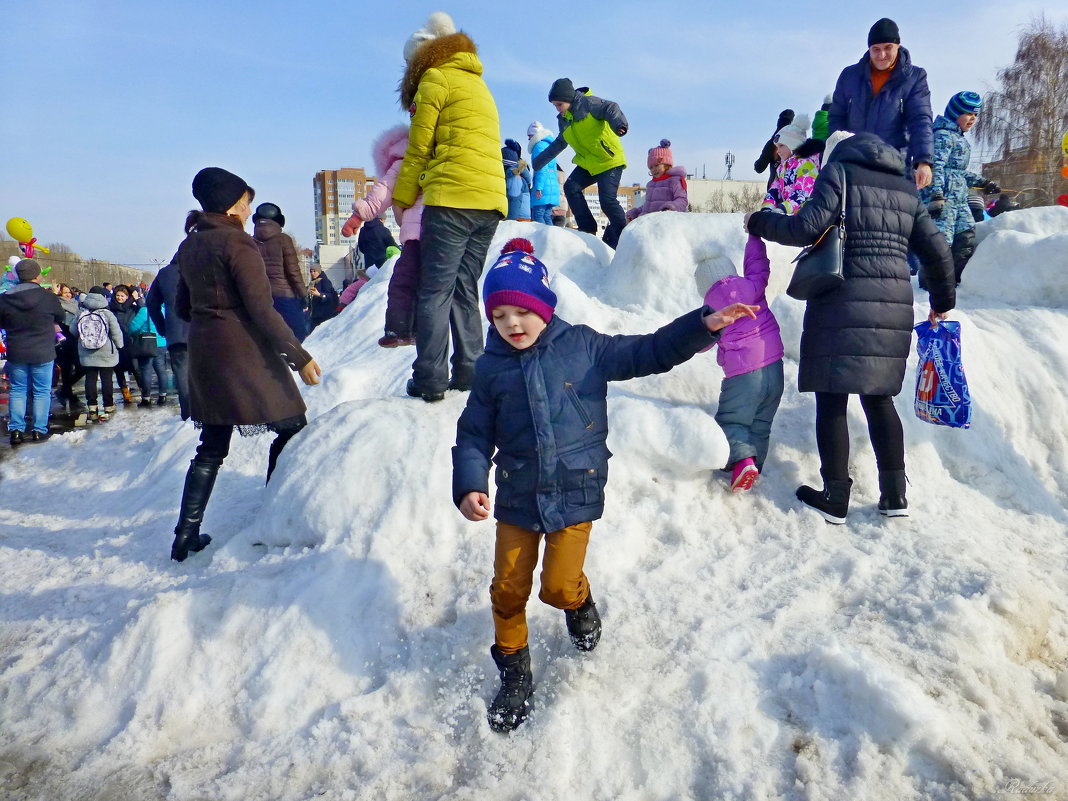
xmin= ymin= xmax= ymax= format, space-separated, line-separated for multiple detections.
xmin=452 ymin=237 xmax=757 ymax=733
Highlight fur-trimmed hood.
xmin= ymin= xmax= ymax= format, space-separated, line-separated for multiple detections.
xmin=527 ymin=121 xmax=554 ymax=146
xmin=399 ymin=32 xmax=479 ymax=108
xmin=372 ymin=125 xmax=410 ymax=176
xmin=793 ymin=137 xmax=826 ymax=160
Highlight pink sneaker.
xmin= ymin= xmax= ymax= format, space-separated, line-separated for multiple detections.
xmin=378 ymin=333 xmax=416 ymax=348
xmin=730 ymin=457 xmax=759 ymax=493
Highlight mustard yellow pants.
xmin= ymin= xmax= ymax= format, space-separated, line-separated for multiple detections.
xmin=491 ymin=521 xmax=592 ymax=654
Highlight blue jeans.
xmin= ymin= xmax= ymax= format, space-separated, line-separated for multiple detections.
xmin=135 ymin=352 xmax=168 ymax=398
xmin=7 ymin=360 xmax=54 ymax=434
xmin=714 ymin=360 xmax=785 ymax=469
xmin=531 ymin=204 xmax=554 ymax=225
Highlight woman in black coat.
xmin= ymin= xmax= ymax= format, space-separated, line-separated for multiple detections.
xmin=745 ymin=132 xmax=955 ymax=523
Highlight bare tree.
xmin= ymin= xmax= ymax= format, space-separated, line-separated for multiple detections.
xmin=975 ymin=16 xmax=1068 ymax=205
xmin=691 ymin=184 xmax=765 ymax=213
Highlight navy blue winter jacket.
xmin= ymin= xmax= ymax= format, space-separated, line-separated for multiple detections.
xmin=828 ymin=46 xmax=934 ymax=168
xmin=453 ymin=308 xmax=719 ymax=533
xmin=357 ymin=219 xmax=398 ymax=269
xmin=146 ymin=259 xmax=190 ymax=346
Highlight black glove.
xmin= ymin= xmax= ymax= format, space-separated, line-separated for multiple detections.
xmin=984 ymin=180 xmax=1001 ymax=194
xmin=927 ymin=195 xmax=945 ymax=217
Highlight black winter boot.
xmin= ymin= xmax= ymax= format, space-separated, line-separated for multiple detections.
xmin=488 ymin=645 xmax=534 ymax=733
xmin=796 ymin=476 xmax=852 ymax=525
xmin=565 ymin=593 xmax=602 ymax=652
xmin=170 ymin=459 xmax=219 ymax=562
xmin=877 ymin=469 xmax=909 ymax=517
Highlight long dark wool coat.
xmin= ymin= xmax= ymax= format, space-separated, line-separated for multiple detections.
xmin=176 ymin=213 xmax=312 ymax=427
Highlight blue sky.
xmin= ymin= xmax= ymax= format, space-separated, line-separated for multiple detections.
xmin=5 ymin=1 xmax=1067 ymax=268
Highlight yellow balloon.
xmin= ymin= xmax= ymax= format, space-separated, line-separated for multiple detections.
xmin=5 ymin=217 xmax=33 ymax=242
xmin=1063 ymin=130 xmax=1068 ymax=157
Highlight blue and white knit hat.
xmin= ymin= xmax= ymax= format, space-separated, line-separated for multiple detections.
xmin=483 ymin=238 xmax=557 ymax=324
xmin=946 ymin=91 xmax=982 ymax=119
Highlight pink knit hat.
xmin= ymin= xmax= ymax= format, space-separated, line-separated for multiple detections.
xmin=647 ymin=138 xmax=674 ymax=169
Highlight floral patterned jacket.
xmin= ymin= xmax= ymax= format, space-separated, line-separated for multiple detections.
xmin=760 ymin=138 xmax=826 ymax=216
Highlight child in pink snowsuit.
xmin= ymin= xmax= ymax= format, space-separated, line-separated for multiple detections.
xmin=341 ymin=125 xmax=424 ymax=348
xmin=700 ymin=235 xmax=785 ymax=491
xmin=626 ymin=139 xmax=688 ymax=221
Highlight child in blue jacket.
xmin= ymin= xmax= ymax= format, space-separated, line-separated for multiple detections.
xmin=452 ymin=237 xmax=756 ymax=732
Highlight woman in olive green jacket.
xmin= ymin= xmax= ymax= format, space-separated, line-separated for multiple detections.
xmin=532 ymin=78 xmax=629 ymax=248
xmin=393 ymin=12 xmax=507 ymax=402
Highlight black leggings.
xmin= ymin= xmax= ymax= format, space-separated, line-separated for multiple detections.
xmin=194 ymin=419 xmax=306 ymax=482
xmin=815 ymin=393 xmax=904 ymax=481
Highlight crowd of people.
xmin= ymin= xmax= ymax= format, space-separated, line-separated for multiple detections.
xmin=1 ymin=10 xmax=1015 ymax=734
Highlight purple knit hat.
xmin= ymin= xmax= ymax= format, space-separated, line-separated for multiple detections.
xmin=483 ymin=238 xmax=557 ymax=324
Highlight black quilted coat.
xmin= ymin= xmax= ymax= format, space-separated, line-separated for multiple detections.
xmin=747 ymin=133 xmax=955 ymax=396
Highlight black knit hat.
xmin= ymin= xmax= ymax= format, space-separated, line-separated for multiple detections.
xmin=14 ymin=258 xmax=41 ymax=282
xmin=192 ymin=167 xmax=255 ymax=214
xmin=868 ymin=18 xmax=900 ymax=46
xmin=548 ymin=78 xmax=576 ymax=103
xmin=254 ymin=202 xmax=286 ymax=228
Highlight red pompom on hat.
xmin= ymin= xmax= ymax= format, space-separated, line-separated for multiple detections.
xmin=501 ymin=237 xmax=535 ymax=255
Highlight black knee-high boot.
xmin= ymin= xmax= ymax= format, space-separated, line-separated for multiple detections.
xmin=171 ymin=459 xmax=219 ymax=562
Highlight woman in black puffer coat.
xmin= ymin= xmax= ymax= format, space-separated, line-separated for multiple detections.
xmin=746 ymin=131 xmax=955 ymax=523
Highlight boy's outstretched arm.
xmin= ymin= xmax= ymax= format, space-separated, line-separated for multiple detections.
xmin=592 ymin=304 xmax=754 ymax=383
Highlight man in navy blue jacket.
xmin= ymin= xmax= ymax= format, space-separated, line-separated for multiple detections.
xmin=828 ymin=18 xmax=934 ymax=191
xmin=0 ymin=259 xmax=65 ymax=444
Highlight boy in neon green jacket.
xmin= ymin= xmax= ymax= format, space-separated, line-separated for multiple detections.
xmin=532 ymin=78 xmax=629 ymax=248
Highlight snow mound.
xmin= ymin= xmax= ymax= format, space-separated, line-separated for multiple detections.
xmin=964 ymin=211 xmax=1068 ymax=309
xmin=1 ymin=213 xmax=1067 ymax=801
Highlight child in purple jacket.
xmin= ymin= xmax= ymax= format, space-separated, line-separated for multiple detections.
xmin=626 ymin=139 xmax=688 ymax=221
xmin=699 ymin=234 xmax=785 ymax=491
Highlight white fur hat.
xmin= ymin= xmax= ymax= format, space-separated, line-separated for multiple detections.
xmin=527 ymin=121 xmax=552 ymax=143
xmin=775 ymin=113 xmax=810 ymax=153
xmin=823 ymin=130 xmax=855 ymax=163
xmin=403 ymin=11 xmax=457 ymax=62
xmin=694 ymin=253 xmax=738 ymax=298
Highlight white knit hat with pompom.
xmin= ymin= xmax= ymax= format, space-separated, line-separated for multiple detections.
xmin=403 ymin=12 xmax=457 ymax=61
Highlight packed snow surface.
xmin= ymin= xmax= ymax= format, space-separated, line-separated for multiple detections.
xmin=2 ymin=209 xmax=1068 ymax=801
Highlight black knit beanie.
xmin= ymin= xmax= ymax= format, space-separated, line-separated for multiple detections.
xmin=548 ymin=78 xmax=576 ymax=103
xmin=192 ymin=167 xmax=255 ymax=214
xmin=868 ymin=18 xmax=900 ymax=46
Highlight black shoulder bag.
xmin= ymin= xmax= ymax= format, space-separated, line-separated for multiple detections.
xmin=786 ymin=165 xmax=848 ymax=300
